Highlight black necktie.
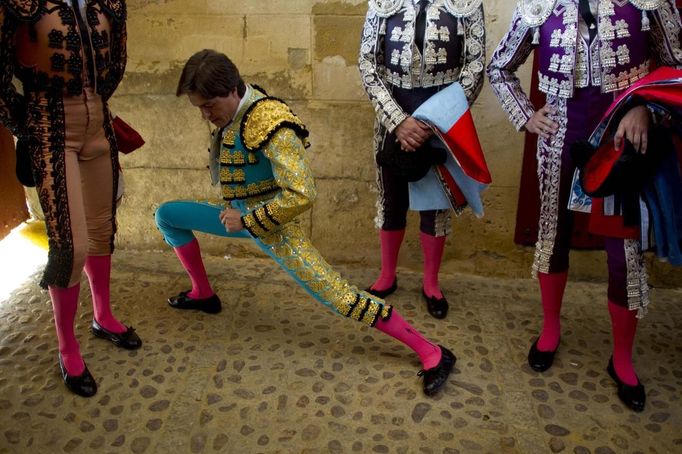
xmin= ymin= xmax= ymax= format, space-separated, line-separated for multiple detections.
xmin=578 ymin=0 xmax=598 ymax=43
xmin=415 ymin=1 xmax=427 ymax=52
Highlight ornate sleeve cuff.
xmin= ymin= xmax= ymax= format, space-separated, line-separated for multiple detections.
xmin=241 ymin=204 xmax=283 ymax=238
xmin=386 ymin=110 xmax=408 ymax=133
xmin=512 ymin=101 xmax=536 ymax=131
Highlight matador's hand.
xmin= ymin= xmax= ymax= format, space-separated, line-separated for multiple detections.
xmin=219 ymin=208 xmax=244 ymax=232
xmin=395 ymin=116 xmax=433 ymax=152
xmin=614 ymin=105 xmax=651 ymax=154
xmin=524 ymin=104 xmax=558 ymax=139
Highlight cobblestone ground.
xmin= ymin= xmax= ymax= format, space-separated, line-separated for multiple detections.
xmin=0 ymin=250 xmax=680 ymax=453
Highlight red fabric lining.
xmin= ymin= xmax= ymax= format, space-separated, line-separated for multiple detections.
xmin=588 ymin=197 xmax=639 ymax=239
xmin=582 ymin=141 xmax=623 ymax=193
xmin=436 ymin=163 xmax=467 ymax=207
xmin=443 ymin=110 xmax=491 ymax=184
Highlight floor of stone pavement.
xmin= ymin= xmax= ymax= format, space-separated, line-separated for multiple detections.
xmin=0 ymin=250 xmax=680 ymax=454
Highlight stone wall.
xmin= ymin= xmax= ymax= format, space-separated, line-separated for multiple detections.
xmin=100 ymin=0 xmax=682 ymax=285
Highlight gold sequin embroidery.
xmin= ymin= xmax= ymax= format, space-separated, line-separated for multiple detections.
xmin=221 ymin=180 xmax=279 ymax=201
xmin=242 ymin=98 xmax=308 ymax=151
xmin=254 ymin=206 xmax=278 ymax=231
xmin=223 ymin=129 xmax=236 ymax=147
xmin=220 ymin=168 xmax=246 ymax=184
xmin=220 ymin=150 xmax=258 ymax=166
xmin=242 ymin=212 xmax=266 ymax=237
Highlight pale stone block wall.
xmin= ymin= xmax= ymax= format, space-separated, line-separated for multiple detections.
xmin=103 ymin=0 xmax=682 ymax=285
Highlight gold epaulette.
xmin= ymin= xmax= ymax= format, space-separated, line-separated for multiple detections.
xmin=240 ymin=97 xmax=310 ymax=152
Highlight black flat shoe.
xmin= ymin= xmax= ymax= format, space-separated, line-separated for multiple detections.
xmin=422 ymin=289 xmax=448 ymax=319
xmin=168 ymin=291 xmax=222 ymax=314
xmin=607 ymin=357 xmax=646 ymax=412
xmin=365 ymin=278 xmax=398 ymax=299
xmin=58 ymin=355 xmax=97 ymax=398
xmin=91 ymin=320 xmax=142 ymax=350
xmin=527 ymin=338 xmax=558 ymax=372
xmin=419 ymin=346 xmax=456 ymax=396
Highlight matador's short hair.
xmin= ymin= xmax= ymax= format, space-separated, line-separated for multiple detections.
xmin=176 ymin=49 xmax=246 ymax=99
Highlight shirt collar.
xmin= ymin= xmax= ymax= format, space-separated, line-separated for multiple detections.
xmin=221 ymin=84 xmax=252 ymax=135
xmin=234 ymin=84 xmax=251 ymax=120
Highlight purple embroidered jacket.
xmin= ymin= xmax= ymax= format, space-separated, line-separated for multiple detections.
xmin=487 ymin=0 xmax=682 ymax=131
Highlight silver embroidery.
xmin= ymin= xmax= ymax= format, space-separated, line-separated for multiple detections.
xmin=538 ymin=73 xmax=573 ymax=97
xmin=369 ymin=0 xmax=405 ymax=17
xmin=364 ymin=0 xmax=485 ymax=95
xmin=561 ymin=26 xmax=576 ymax=46
xmin=574 ymin=36 xmax=590 ymax=87
xmin=614 ymin=19 xmax=631 ymax=38
xmin=373 ymin=122 xmax=388 ymax=229
xmin=443 ymin=0 xmax=483 ymax=18
xmin=458 ymin=6 xmax=486 ymax=102
xmin=487 ymin=8 xmax=537 ymax=130
xmin=550 ymin=29 xmax=563 ymax=47
xmin=602 ymin=61 xmax=651 ymax=91
xmin=629 ymin=0 xmax=664 ymax=10
xmin=648 ymin=0 xmax=682 ymax=67
xmin=519 ymin=0 xmax=558 ymax=27
xmin=390 ymin=48 xmax=401 ymax=65
xmin=624 ymin=239 xmax=650 ymax=318
xmin=390 ymin=26 xmax=409 ymax=42
xmin=598 ymin=12 xmax=616 ymax=40
xmin=616 ymin=44 xmax=630 ymax=65
xmin=532 ymin=95 xmax=567 ymax=277
xmin=434 ymin=210 xmax=452 ymax=237
xmin=362 ymin=0 xmax=486 ymax=228
xmin=539 ymin=0 xmax=660 ymax=97
xmin=359 ymin=9 xmax=409 ymax=132
xmin=590 ymin=37 xmax=602 ymax=86
xmin=601 ymin=0 xmax=615 ymax=16
xmin=537 ymin=1 xmax=578 ymax=97
xmin=600 ymin=44 xmax=617 ymax=70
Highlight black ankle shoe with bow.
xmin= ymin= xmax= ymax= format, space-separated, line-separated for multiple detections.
xmin=422 ymin=289 xmax=448 ymax=319
xmin=419 ymin=346 xmax=456 ymax=396
xmin=168 ymin=291 xmax=222 ymax=314
xmin=527 ymin=338 xmax=558 ymax=372
xmin=58 ymin=355 xmax=97 ymax=398
xmin=607 ymin=357 xmax=646 ymax=412
xmin=365 ymin=278 xmax=398 ymax=299
xmin=91 ymin=320 xmax=142 ymax=350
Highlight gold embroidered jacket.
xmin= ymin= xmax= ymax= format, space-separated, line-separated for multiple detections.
xmin=215 ymin=86 xmax=314 ymax=239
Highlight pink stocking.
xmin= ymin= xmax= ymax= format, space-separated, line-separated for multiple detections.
xmin=375 ymin=309 xmax=442 ymax=369
xmin=420 ymin=232 xmax=446 ymax=299
xmin=84 ymin=255 xmax=126 ymax=333
xmin=536 ymin=271 xmax=568 ymax=352
xmin=369 ymin=229 xmax=405 ymax=291
xmin=49 ymin=283 xmax=84 ymax=375
xmin=174 ymin=238 xmax=214 ymax=299
xmin=608 ymin=300 xmax=639 ymax=386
